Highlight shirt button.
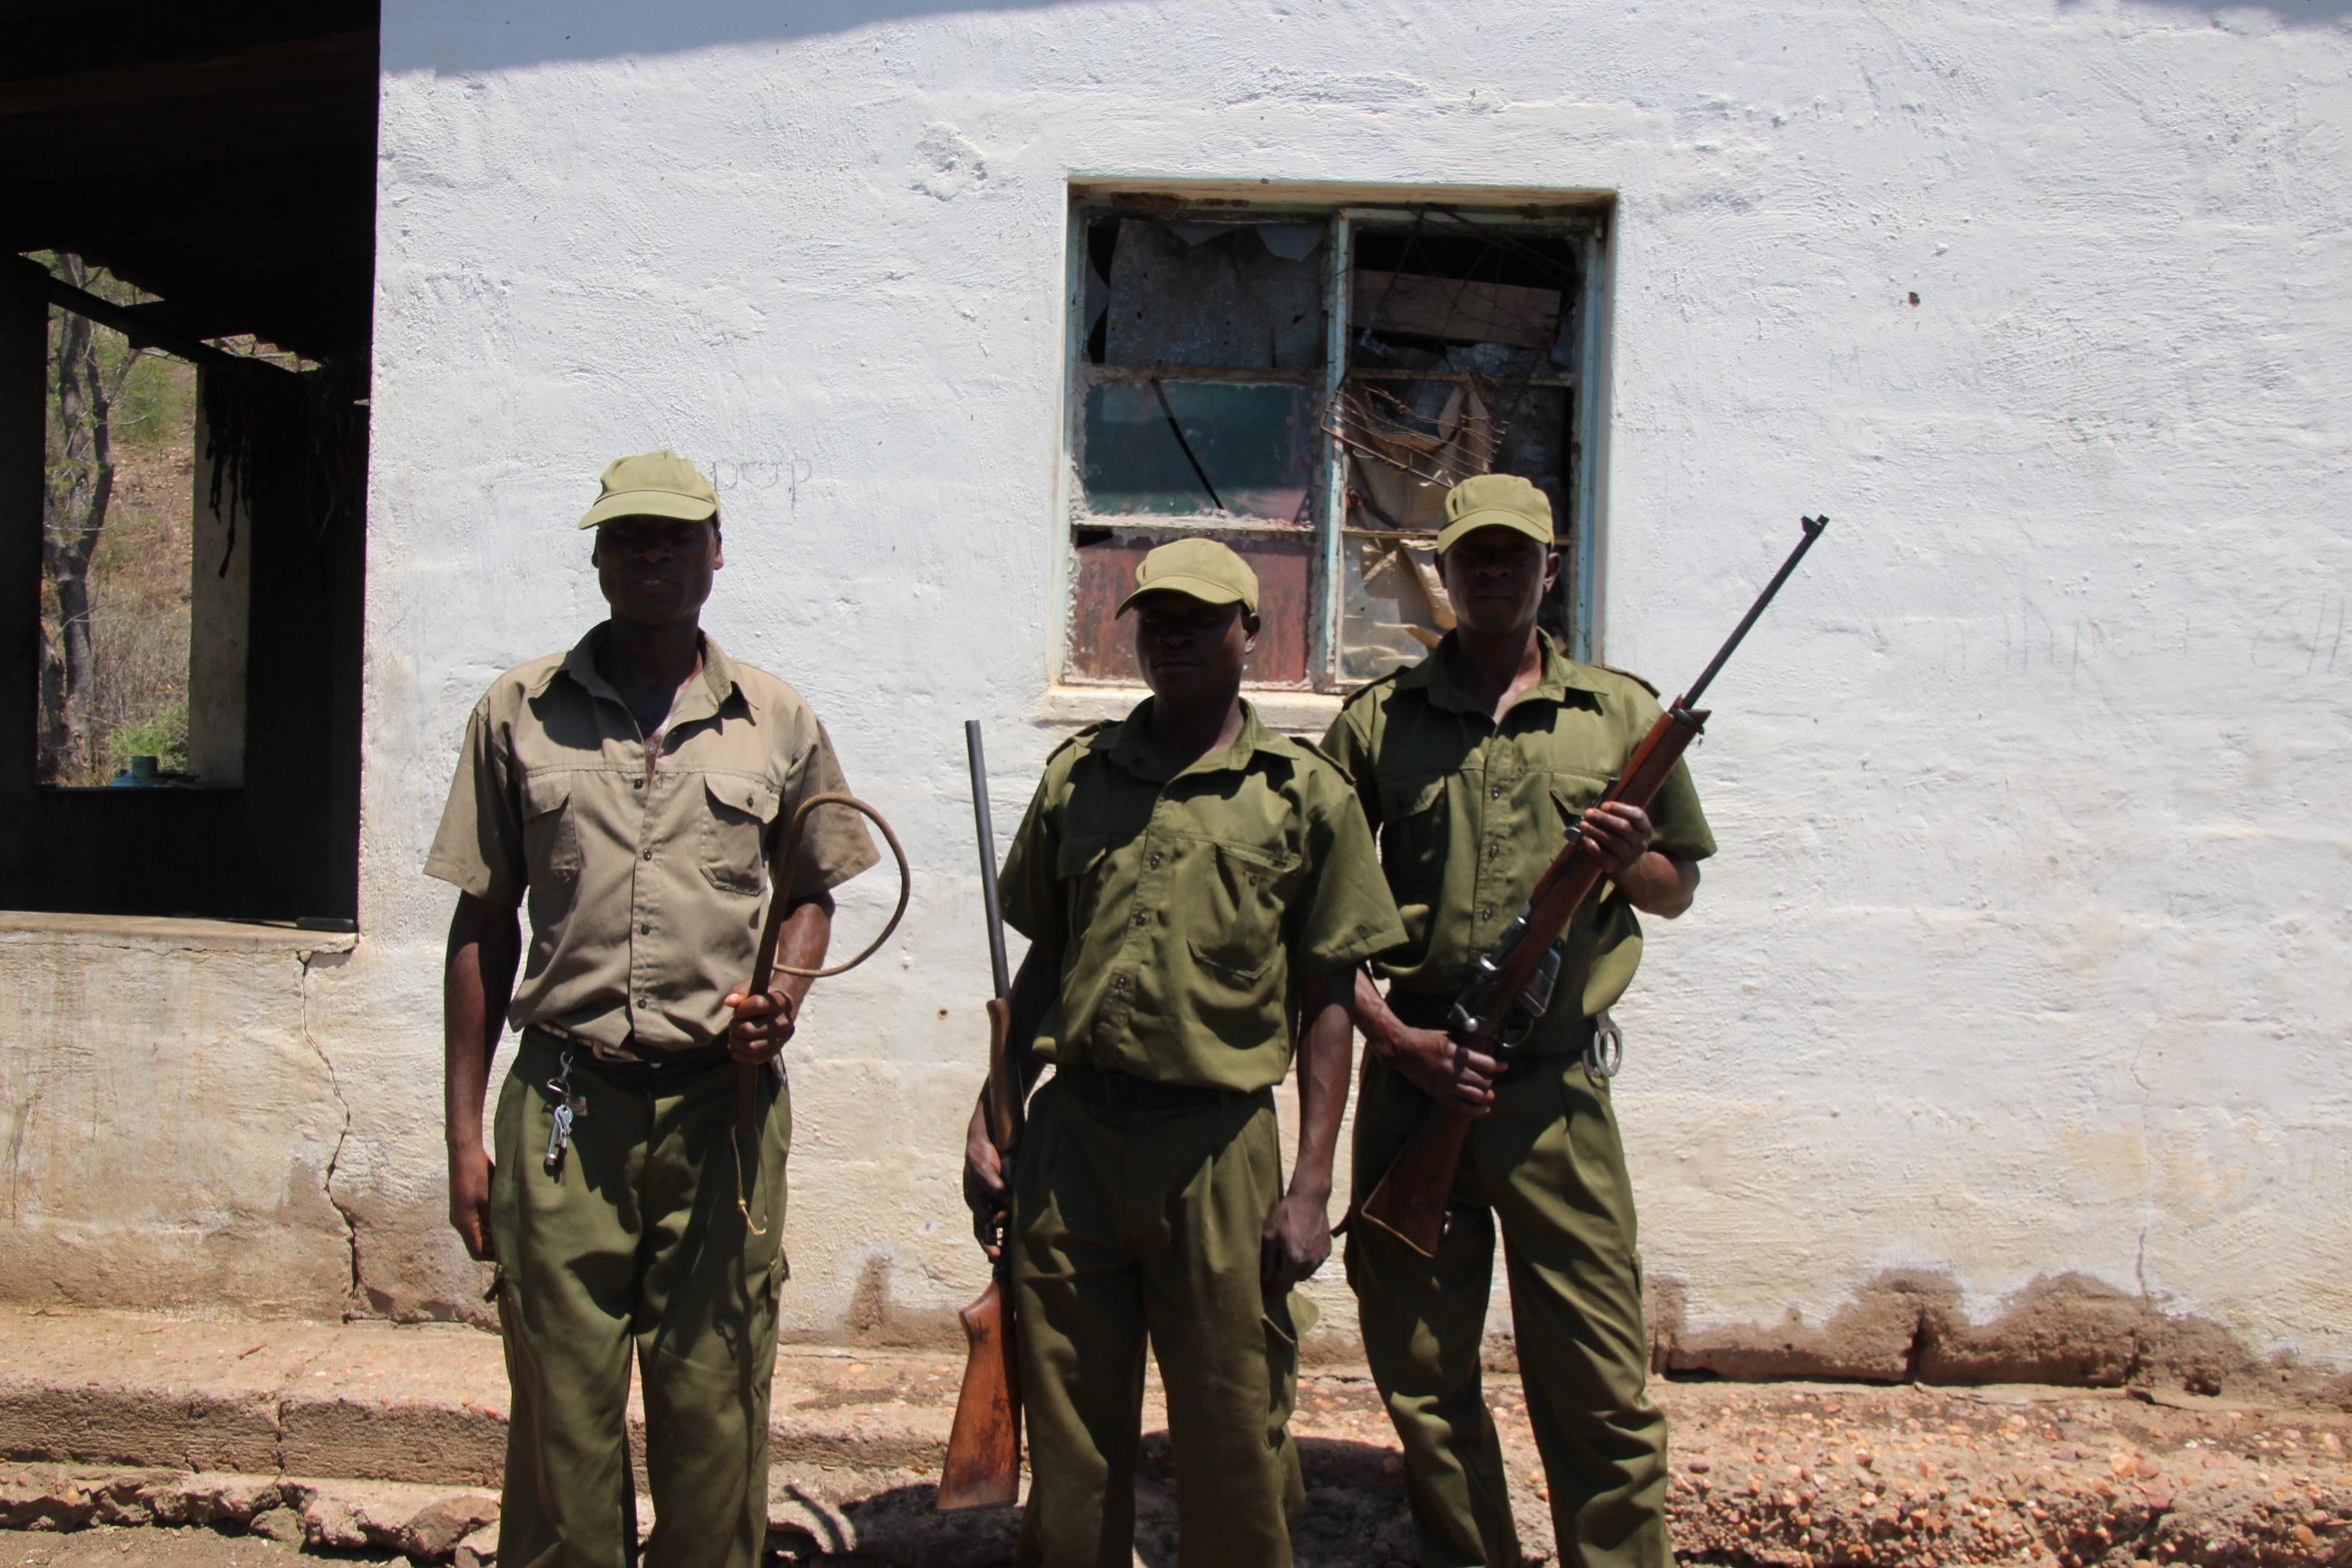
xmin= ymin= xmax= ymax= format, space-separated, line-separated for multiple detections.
xmin=632 ymin=779 xmax=643 ymax=789
xmin=1149 ymin=854 xmax=1161 ymax=869
xmin=1113 ymin=976 xmax=1128 ymax=991
xmin=1132 ymin=912 xmax=1147 ymax=927
xmin=1479 ymin=906 xmax=1493 ymax=920
xmin=642 ymin=849 xmax=654 ymax=861
xmin=1486 ymin=844 xmax=1500 ymax=860
xmin=639 ymin=923 xmax=652 ymax=936
xmin=1489 ymin=784 xmax=1503 ymax=799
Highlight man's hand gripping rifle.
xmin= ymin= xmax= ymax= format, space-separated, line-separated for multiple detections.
xmin=1357 ymin=515 xmax=1829 ymax=1258
xmin=936 ymin=721 xmax=1024 ymax=1511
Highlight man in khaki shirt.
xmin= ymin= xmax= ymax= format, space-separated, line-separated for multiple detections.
xmin=1323 ymin=475 xmax=1714 ymax=1568
xmin=963 ymin=539 xmax=1405 ymax=1567
xmin=426 ymin=451 xmax=875 ymax=1568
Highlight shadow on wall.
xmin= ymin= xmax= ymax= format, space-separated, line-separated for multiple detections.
xmin=384 ymin=0 xmax=1136 ymax=74
xmin=2056 ymin=0 xmax=2352 ymax=23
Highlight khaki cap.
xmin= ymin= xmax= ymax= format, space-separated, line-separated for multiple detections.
xmin=1115 ymin=536 xmax=1259 ymax=615
xmin=1436 ymin=473 xmax=1554 ymax=554
xmin=576 ymin=450 xmax=720 ymax=530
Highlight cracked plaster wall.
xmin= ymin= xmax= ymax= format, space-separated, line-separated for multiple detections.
xmin=6 ymin=0 xmax=2347 ymax=1381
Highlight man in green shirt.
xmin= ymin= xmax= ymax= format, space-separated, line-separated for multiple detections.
xmin=428 ymin=451 xmax=876 ymax=1568
xmin=1322 ymin=475 xmax=1717 ymax=1568
xmin=963 ymin=538 xmax=1406 ymax=1568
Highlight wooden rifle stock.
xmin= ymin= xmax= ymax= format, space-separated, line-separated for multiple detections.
xmin=939 ymin=723 xmax=1024 ymax=1510
xmin=1356 ymin=514 xmax=1830 ymax=1258
xmin=939 ymin=997 xmax=1023 ymax=1509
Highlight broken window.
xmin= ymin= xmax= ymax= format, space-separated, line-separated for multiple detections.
xmin=1063 ymin=201 xmax=1600 ymax=691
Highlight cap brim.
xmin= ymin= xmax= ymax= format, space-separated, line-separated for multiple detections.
xmin=577 ymin=490 xmax=720 ymax=530
xmin=1435 ymin=510 xmax=1554 ymax=555
xmin=1113 ymin=576 xmax=1255 ymax=616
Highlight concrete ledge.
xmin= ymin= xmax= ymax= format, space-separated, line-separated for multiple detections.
xmin=0 ymin=912 xmax=358 ymax=953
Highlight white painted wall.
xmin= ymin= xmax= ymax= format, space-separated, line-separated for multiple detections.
xmin=46 ymin=0 xmax=2351 ymax=1365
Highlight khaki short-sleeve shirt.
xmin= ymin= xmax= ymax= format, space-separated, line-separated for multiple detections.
xmin=1319 ymin=632 xmax=1716 ymax=1025
xmin=423 ymin=624 xmax=878 ymax=1053
xmin=997 ymin=699 xmax=1406 ymax=1093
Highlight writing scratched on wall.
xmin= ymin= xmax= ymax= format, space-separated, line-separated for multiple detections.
xmin=2249 ymin=596 xmax=2347 ymax=674
xmin=699 ymin=455 xmax=815 ymax=511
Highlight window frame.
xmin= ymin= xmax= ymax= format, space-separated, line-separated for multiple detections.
xmin=1054 ymin=191 xmax=1613 ymax=697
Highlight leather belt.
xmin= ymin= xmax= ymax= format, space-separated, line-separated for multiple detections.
xmin=1383 ymin=988 xmax=1593 ymax=1060
xmin=523 ymin=1024 xmax=734 ymax=1074
xmin=1053 ymin=1063 xmax=1240 ymax=1113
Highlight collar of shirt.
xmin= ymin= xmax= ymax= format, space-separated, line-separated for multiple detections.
xmin=1392 ymin=630 xmax=1605 ymax=720
xmin=532 ymin=622 xmax=758 ymax=730
xmin=1093 ymin=694 xmax=1277 ymax=784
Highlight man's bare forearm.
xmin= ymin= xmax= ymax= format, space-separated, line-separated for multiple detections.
xmin=444 ymin=893 xmax=522 ymax=1152
xmin=770 ymin=891 xmax=834 ymax=1018
xmin=1290 ymin=966 xmax=1356 ymax=1203
xmin=1612 ymin=853 xmax=1700 ymax=918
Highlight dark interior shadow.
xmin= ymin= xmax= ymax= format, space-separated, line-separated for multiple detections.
xmin=384 ymin=0 xmax=1137 ymax=75
xmin=2054 ymin=0 xmax=2352 ymax=24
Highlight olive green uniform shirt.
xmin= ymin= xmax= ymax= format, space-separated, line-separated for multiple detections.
xmin=424 ymin=624 xmax=878 ymax=1054
xmin=1320 ymin=632 xmax=1716 ymax=1024
xmin=998 ymin=699 xmax=1406 ymax=1093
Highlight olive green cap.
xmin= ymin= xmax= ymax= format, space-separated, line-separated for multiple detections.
xmin=1436 ymin=473 xmax=1554 ymax=554
xmin=576 ymin=450 xmax=720 ymax=530
xmin=1115 ymin=536 xmax=1260 ymax=615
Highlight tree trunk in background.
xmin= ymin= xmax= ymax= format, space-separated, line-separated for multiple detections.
xmin=39 ymin=255 xmax=136 ymax=783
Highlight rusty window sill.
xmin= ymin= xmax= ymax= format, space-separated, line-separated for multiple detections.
xmin=0 ymin=911 xmax=358 ymax=954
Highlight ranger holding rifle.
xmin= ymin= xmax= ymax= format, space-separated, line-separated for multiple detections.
xmin=1324 ymin=474 xmax=1729 ymax=1568
xmin=962 ymin=538 xmax=1405 ymax=1567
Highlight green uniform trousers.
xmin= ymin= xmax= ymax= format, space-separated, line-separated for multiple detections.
xmin=1347 ymin=1052 xmax=1668 ymax=1568
xmin=490 ymin=1028 xmax=789 ymax=1568
xmin=1009 ymin=1076 xmax=1314 ymax=1568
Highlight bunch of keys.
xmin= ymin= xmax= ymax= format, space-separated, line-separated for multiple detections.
xmin=543 ymin=1050 xmax=586 ymax=1177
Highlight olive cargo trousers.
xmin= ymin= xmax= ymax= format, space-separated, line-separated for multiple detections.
xmin=1009 ymin=1077 xmax=1314 ymax=1568
xmin=490 ymin=1028 xmax=789 ymax=1568
xmin=1347 ymin=1052 xmax=1669 ymax=1568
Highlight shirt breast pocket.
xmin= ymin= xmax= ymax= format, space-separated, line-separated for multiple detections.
xmin=1548 ymin=768 xmax=1612 ymax=833
xmin=1185 ymin=838 xmax=1300 ymax=984
xmin=1377 ymin=774 xmax=1449 ymax=877
xmin=701 ymin=775 xmax=782 ymax=896
xmin=520 ymin=771 xmax=583 ymax=886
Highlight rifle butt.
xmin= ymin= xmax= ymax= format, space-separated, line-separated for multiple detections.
xmin=1357 ymin=1102 xmax=1475 ymax=1259
xmin=936 ymin=1279 xmax=1023 ymax=1510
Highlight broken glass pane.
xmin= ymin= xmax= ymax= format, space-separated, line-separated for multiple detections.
xmin=1065 ymin=529 xmax=1315 ymax=686
xmin=1102 ymin=218 xmax=1325 ymax=370
xmin=1081 ymin=380 xmax=1316 ymax=523
xmin=1339 ymin=534 xmax=1452 ymax=685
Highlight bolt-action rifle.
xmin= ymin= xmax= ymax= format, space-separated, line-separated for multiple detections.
xmin=1357 ymin=516 xmax=1830 ymax=1258
xmin=936 ymin=720 xmax=1024 ymax=1511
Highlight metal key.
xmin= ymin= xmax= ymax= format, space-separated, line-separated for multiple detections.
xmin=543 ymin=1051 xmax=582 ymax=1177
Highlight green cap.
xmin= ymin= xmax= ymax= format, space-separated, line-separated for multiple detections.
xmin=1436 ymin=473 xmax=1554 ymax=554
xmin=576 ymin=450 xmax=720 ymax=530
xmin=1115 ymin=536 xmax=1259 ymax=615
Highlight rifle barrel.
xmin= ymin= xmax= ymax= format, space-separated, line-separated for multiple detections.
xmin=965 ymin=720 xmax=1013 ymax=1002
xmin=1683 ymin=514 xmax=1828 ymax=709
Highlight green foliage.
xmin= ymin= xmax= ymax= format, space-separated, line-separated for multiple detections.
xmin=105 ymin=701 xmax=188 ymax=778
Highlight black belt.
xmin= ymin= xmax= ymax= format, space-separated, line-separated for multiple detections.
xmin=1384 ymin=988 xmax=1593 ymax=1059
xmin=1052 ymin=1063 xmax=1239 ymax=1113
xmin=522 ymin=1026 xmax=735 ymax=1075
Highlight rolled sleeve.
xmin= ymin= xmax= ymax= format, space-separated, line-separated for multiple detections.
xmin=995 ymin=778 xmax=1067 ymax=952
xmin=1289 ymin=787 xmax=1406 ymax=978
xmin=775 ymin=720 xmax=882 ymax=900
xmin=422 ymin=701 xmax=525 ymax=905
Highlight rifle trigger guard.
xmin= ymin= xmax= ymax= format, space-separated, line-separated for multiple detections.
xmin=1585 ymin=1010 xmax=1624 ymax=1081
